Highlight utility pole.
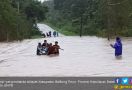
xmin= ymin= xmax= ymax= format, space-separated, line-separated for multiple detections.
xmin=6 ymin=30 xmax=9 ymax=42
xmin=17 ymin=0 xmax=20 ymax=40
xmin=80 ymin=14 xmax=83 ymax=37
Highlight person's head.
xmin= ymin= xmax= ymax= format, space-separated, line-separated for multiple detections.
xmin=38 ymin=43 xmax=41 ymax=46
xmin=44 ymin=40 xmax=47 ymax=43
xmin=49 ymin=43 xmax=52 ymax=46
xmin=116 ymin=37 xmax=121 ymax=43
xmin=55 ymin=41 xmax=58 ymax=45
xmin=116 ymin=37 xmax=121 ymax=41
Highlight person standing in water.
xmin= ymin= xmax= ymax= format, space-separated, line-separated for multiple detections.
xmin=49 ymin=31 xmax=52 ymax=37
xmin=110 ymin=37 xmax=122 ymax=57
xmin=53 ymin=31 xmax=57 ymax=37
xmin=53 ymin=41 xmax=60 ymax=54
xmin=56 ymin=32 xmax=59 ymax=37
xmin=42 ymin=40 xmax=49 ymax=54
xmin=47 ymin=43 xmax=54 ymax=55
xmin=37 ymin=43 xmax=43 ymax=55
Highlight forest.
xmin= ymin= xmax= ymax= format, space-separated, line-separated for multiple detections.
xmin=1 ymin=0 xmax=132 ymax=42
xmin=0 ymin=0 xmax=48 ymax=42
xmin=44 ymin=0 xmax=132 ymax=38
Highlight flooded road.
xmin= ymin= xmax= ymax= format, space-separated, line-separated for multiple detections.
xmin=0 ymin=24 xmax=132 ymax=76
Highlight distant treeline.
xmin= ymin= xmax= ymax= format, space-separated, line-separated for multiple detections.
xmin=44 ymin=0 xmax=132 ymax=37
xmin=0 ymin=0 xmax=48 ymax=42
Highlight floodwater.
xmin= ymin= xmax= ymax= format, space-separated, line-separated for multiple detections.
xmin=0 ymin=24 xmax=132 ymax=76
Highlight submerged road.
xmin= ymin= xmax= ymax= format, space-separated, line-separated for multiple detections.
xmin=0 ymin=23 xmax=132 ymax=76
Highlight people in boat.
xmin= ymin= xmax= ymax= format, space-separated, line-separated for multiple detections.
xmin=37 ymin=43 xmax=43 ymax=55
xmin=53 ymin=41 xmax=60 ymax=54
xmin=110 ymin=37 xmax=122 ymax=56
xmin=42 ymin=40 xmax=49 ymax=54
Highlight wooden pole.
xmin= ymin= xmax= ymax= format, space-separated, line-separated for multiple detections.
xmin=17 ymin=1 xmax=20 ymax=40
xmin=80 ymin=14 xmax=83 ymax=37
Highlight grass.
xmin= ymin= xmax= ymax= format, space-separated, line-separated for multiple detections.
xmin=43 ymin=22 xmax=77 ymax=36
xmin=31 ymin=35 xmax=42 ymax=39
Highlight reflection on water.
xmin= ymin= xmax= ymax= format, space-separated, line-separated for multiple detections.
xmin=49 ymin=54 xmax=59 ymax=57
xmin=115 ymin=55 xmax=122 ymax=60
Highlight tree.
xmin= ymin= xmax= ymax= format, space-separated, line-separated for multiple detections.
xmin=45 ymin=0 xmax=132 ymax=37
xmin=0 ymin=0 xmax=48 ymax=42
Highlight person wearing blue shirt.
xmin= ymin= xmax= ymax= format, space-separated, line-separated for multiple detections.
xmin=110 ymin=37 xmax=122 ymax=56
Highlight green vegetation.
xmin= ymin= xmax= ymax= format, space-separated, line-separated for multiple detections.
xmin=45 ymin=22 xmax=77 ymax=36
xmin=1 ymin=0 xmax=132 ymax=41
xmin=0 ymin=0 xmax=48 ymax=42
xmin=44 ymin=0 xmax=132 ymax=38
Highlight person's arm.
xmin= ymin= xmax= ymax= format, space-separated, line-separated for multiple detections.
xmin=110 ymin=44 xmax=114 ymax=48
xmin=58 ymin=46 xmax=64 ymax=50
xmin=58 ymin=46 xmax=60 ymax=49
xmin=110 ymin=43 xmax=117 ymax=48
